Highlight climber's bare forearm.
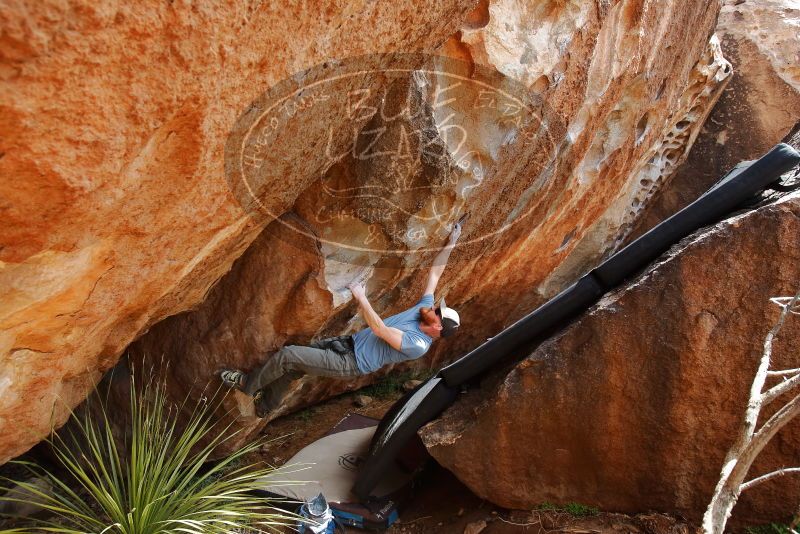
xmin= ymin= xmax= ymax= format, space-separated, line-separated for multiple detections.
xmin=352 ymin=293 xmax=384 ymax=332
xmin=352 ymin=293 xmax=403 ymax=350
xmin=424 ymin=243 xmax=455 ymax=295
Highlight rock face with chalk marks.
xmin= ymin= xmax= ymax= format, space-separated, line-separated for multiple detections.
xmin=1 ymin=0 xmax=731 ymax=462
xmin=0 ymin=0 xmax=479 ymax=463
xmin=128 ymin=0 xmax=729 ymax=454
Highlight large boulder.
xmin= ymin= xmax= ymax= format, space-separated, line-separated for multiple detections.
xmin=421 ymin=189 xmax=800 ymax=523
xmin=124 ymin=0 xmax=730 ymax=451
xmin=630 ymin=0 xmax=800 ymax=238
xmin=0 ymin=0 xmax=478 ymax=463
xmin=1 ymin=0 xmax=729 ymax=461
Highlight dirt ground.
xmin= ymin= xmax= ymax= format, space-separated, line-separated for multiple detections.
xmin=256 ymin=388 xmax=696 ymax=534
xmin=0 ymin=383 xmax=763 ymax=534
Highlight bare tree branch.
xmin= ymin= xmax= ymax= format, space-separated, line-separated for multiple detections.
xmin=762 ymin=372 xmax=800 ymax=405
xmin=702 ymin=289 xmax=800 ymax=534
xmin=730 ymin=392 xmax=800 ymax=485
xmin=741 ymin=467 xmax=800 ymax=491
xmin=767 ymin=368 xmax=800 ymax=377
xmin=769 ymin=296 xmax=800 ymax=314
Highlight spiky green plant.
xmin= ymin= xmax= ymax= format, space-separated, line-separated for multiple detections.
xmin=745 ymin=523 xmax=791 ymax=534
xmin=0 ymin=373 xmax=295 ymax=534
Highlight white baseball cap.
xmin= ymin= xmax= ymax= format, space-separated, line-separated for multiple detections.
xmin=437 ymin=296 xmax=461 ymax=337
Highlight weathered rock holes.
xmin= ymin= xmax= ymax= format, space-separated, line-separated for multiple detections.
xmin=664 ymin=149 xmax=680 ymax=165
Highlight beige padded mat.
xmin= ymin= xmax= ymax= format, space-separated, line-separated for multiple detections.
xmin=260 ymin=425 xmax=410 ymax=503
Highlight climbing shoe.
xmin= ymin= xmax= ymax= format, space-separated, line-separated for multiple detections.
xmin=220 ymin=369 xmax=247 ymax=391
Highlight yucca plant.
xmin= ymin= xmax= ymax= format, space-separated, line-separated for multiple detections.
xmin=0 ymin=371 xmax=295 ymax=533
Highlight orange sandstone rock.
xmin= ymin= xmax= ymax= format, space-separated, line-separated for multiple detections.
xmin=0 ymin=0 xmax=478 ymax=463
xmin=126 ymin=0 xmax=727 ymax=452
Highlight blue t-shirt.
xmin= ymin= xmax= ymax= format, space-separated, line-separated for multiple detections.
xmin=352 ymin=293 xmax=434 ymax=373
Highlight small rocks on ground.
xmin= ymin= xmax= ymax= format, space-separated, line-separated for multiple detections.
xmin=464 ymin=519 xmax=487 ymax=534
xmin=354 ymin=394 xmax=373 ymax=407
xmin=402 ymin=380 xmax=423 ymax=392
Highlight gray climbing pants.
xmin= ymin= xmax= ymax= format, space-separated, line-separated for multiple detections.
xmin=243 ymin=335 xmax=362 ymax=413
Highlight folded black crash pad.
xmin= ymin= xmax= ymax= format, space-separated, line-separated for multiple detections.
xmin=352 ymin=377 xmax=457 ymax=501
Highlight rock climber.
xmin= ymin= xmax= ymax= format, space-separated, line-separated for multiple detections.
xmin=219 ymin=220 xmax=464 ymax=418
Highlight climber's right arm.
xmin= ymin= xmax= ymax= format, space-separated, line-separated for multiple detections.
xmin=348 ymin=281 xmax=404 ymax=351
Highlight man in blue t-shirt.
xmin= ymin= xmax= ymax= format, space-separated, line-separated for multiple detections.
xmin=220 ymin=221 xmax=463 ymax=418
